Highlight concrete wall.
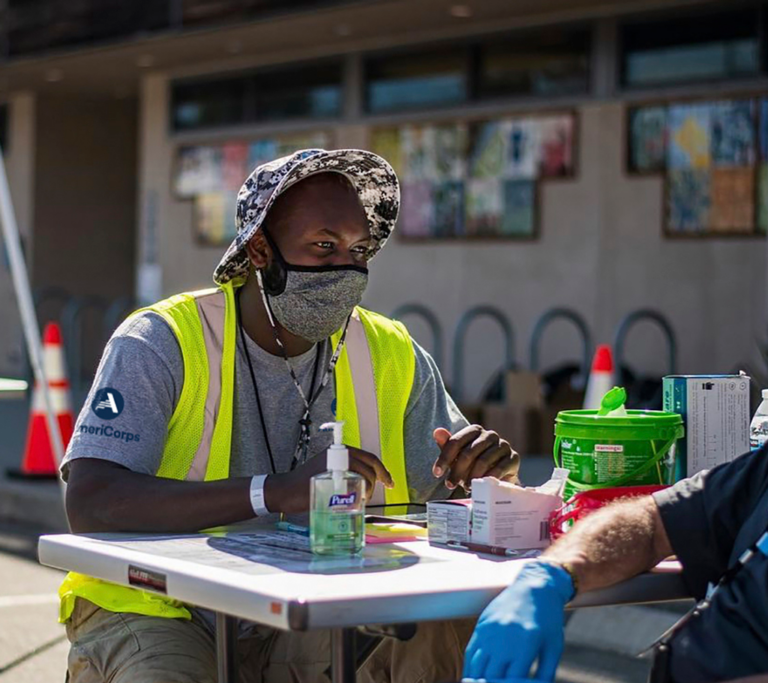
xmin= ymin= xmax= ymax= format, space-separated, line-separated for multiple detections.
xmin=33 ymin=95 xmax=137 ymax=301
xmin=0 ymin=92 xmax=36 ymax=375
xmin=137 ymin=73 xmax=767 ymax=401
xmin=32 ymin=95 xmax=138 ymax=382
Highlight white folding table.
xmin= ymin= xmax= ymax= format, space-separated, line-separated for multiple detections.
xmin=0 ymin=377 xmax=27 ymax=400
xmin=38 ymin=527 xmax=688 ymax=683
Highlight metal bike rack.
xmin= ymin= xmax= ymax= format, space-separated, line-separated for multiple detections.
xmin=61 ymin=296 xmax=109 ymax=393
xmin=391 ymin=303 xmax=444 ymax=371
xmin=529 ymin=307 xmax=593 ymax=389
xmin=33 ymin=286 xmax=71 ymax=323
xmin=451 ymin=305 xmax=515 ymax=404
xmin=613 ymin=309 xmax=677 ymax=378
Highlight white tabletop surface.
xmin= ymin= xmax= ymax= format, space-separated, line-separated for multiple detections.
xmin=39 ymin=526 xmax=689 ymax=631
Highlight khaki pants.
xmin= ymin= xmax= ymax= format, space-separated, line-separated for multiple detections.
xmin=65 ymin=599 xmax=475 ymax=683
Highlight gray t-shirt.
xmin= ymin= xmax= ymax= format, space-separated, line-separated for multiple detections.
xmin=63 ymin=311 xmax=467 ymax=504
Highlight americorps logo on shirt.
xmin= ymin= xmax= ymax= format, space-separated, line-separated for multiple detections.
xmin=91 ymin=388 xmax=125 ymax=420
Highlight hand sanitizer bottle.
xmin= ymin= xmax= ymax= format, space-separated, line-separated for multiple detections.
xmin=310 ymin=421 xmax=365 ymax=556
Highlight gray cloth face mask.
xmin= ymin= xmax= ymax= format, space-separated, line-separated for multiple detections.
xmin=266 ymin=268 xmax=368 ymax=343
xmin=258 ymin=230 xmax=369 ymax=343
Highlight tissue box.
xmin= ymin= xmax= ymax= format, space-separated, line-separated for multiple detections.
xmin=427 ymin=499 xmax=472 ymax=545
xmin=470 ymin=474 xmax=565 ymax=550
xmin=663 ymin=374 xmax=750 ymax=478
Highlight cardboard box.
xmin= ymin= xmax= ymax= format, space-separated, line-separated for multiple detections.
xmin=427 ymin=499 xmax=472 ymax=545
xmin=663 ymin=374 xmax=751 ymax=478
xmin=470 ymin=471 xmax=566 ymax=550
xmin=481 ymin=371 xmax=545 ymax=455
xmin=481 ymin=403 xmax=542 ymax=456
xmin=505 ymin=371 xmax=545 ymax=409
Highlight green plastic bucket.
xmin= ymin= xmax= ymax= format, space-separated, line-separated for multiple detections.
xmin=554 ymin=409 xmax=684 ymax=500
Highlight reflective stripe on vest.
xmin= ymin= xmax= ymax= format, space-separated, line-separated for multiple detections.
xmin=188 ymin=290 xmax=227 ymax=481
xmin=344 ymin=311 xmax=384 ymax=504
xmin=58 ymin=282 xmax=415 ymax=622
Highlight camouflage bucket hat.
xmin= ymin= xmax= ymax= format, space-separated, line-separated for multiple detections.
xmin=213 ymin=148 xmax=400 ymax=285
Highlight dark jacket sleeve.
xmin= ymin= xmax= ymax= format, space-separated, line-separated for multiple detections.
xmin=652 ymin=445 xmax=768 ymax=599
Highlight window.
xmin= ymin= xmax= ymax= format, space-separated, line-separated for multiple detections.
xmin=621 ymin=7 xmax=761 ymax=88
xmin=478 ymin=27 xmax=591 ymax=99
xmin=364 ymin=25 xmax=591 ymax=114
xmin=365 ymin=49 xmax=468 ymax=114
xmin=171 ymin=62 xmax=343 ymax=131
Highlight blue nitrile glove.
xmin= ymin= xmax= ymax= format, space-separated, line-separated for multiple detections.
xmin=463 ymin=560 xmax=575 ymax=682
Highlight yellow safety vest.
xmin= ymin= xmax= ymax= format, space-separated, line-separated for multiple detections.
xmin=58 ymin=279 xmax=415 ymax=622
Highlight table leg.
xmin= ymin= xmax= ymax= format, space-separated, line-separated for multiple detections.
xmin=330 ymin=627 xmax=356 ymax=683
xmin=215 ymin=612 xmax=238 ymax=683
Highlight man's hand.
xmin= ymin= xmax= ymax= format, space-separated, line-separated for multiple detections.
xmin=463 ymin=561 xmax=574 ymax=682
xmin=432 ymin=425 xmax=519 ymax=490
xmin=265 ymin=447 xmax=394 ymax=515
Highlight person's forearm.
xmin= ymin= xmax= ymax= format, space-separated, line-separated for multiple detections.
xmin=66 ymin=464 xmax=256 ymax=533
xmin=543 ymin=496 xmax=671 ymax=594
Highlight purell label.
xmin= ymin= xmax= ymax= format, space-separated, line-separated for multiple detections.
xmin=329 ymin=493 xmax=357 ymax=507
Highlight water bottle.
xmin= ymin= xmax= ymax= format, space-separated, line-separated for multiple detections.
xmin=749 ymin=390 xmax=768 ymax=450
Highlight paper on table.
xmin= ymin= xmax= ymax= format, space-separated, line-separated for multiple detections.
xmin=366 ymin=523 xmax=428 ymax=544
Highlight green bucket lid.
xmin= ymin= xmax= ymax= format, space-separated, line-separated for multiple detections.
xmin=555 ymin=409 xmax=684 ymax=440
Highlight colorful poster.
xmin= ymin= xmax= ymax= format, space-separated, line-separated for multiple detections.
xmin=501 ymin=180 xmax=536 ymax=236
xmin=709 ymin=167 xmax=755 ymax=233
xmin=222 ymin=143 xmax=248 ymax=191
xmin=758 ymin=164 xmax=768 ymax=233
xmin=370 ymin=128 xmax=404 ymax=177
xmin=195 ymin=192 xmax=227 ymax=244
xmin=630 ymin=107 xmax=667 ymax=173
xmin=668 ymin=105 xmax=711 ymax=170
xmin=667 ymin=169 xmax=711 ymax=233
xmin=402 ymin=126 xmax=436 ymax=180
xmin=468 ymin=122 xmax=507 ymax=179
xmin=247 ymin=139 xmax=279 ymax=172
xmin=506 ymin=119 xmax=540 ymax=179
xmin=711 ymin=101 xmax=755 ymax=167
xmin=538 ymin=116 xmax=574 ymax=177
xmin=433 ymin=125 xmax=466 ymax=181
xmin=175 ymin=147 xmax=204 ymax=198
xmin=400 ymin=181 xmax=434 ymax=237
xmin=276 ymin=133 xmax=329 ymax=158
xmin=196 ymin=147 xmax=224 ymax=193
xmin=465 ymin=179 xmax=502 ymax=235
xmin=432 ymin=181 xmax=464 ymax=237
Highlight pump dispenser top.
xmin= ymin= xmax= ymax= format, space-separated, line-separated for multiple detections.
xmin=320 ymin=421 xmax=348 ymax=471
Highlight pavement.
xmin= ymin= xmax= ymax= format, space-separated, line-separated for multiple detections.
xmin=0 ymin=396 xmax=692 ymax=681
xmin=0 ymin=521 xmax=67 ymax=683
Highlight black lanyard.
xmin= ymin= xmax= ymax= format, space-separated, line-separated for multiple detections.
xmin=648 ymin=528 xmax=768 ymax=683
xmin=236 ymin=286 xmax=354 ymax=474
xmin=236 ymin=289 xmax=322 ymax=475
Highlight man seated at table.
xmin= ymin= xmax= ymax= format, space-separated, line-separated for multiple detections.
xmin=59 ymin=149 xmax=520 ymax=683
xmin=464 ymin=445 xmax=768 ymax=682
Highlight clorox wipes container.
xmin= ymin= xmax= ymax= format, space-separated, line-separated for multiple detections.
xmin=554 ymin=387 xmax=684 ymax=500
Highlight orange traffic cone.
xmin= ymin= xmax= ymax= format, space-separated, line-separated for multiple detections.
xmin=583 ymin=344 xmax=615 ymax=410
xmin=11 ymin=323 xmax=73 ymax=478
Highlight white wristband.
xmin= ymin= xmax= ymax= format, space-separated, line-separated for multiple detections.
xmin=250 ymin=474 xmax=270 ymax=517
